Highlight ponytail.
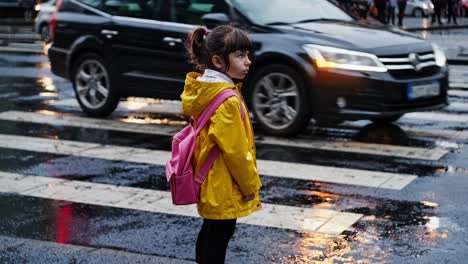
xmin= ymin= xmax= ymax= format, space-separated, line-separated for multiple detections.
xmin=186 ymin=25 xmax=252 ymax=72
xmin=186 ymin=27 xmax=208 ymax=71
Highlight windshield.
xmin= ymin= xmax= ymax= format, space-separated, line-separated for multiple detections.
xmin=231 ymin=0 xmax=354 ymax=25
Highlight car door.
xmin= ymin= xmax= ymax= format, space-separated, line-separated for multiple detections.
xmin=104 ymin=0 xmax=231 ymax=100
xmin=98 ymin=0 xmax=193 ymax=100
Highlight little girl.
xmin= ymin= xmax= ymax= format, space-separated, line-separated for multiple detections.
xmin=181 ymin=25 xmax=262 ymax=264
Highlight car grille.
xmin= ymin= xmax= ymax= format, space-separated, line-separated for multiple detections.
xmin=378 ymin=51 xmax=440 ymax=79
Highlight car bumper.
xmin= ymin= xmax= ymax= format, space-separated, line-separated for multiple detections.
xmin=311 ymin=66 xmax=449 ymax=120
xmin=48 ymin=45 xmax=69 ymax=79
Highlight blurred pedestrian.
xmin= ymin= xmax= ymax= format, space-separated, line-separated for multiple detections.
xmin=18 ymin=0 xmax=36 ymax=21
xmin=432 ymin=0 xmax=443 ymax=24
xmin=184 ymin=25 xmax=262 ymax=264
xmin=387 ymin=0 xmax=398 ymax=24
xmin=447 ymin=0 xmax=458 ymax=23
xmin=375 ymin=0 xmax=387 ymax=23
xmin=397 ymin=0 xmax=407 ymax=26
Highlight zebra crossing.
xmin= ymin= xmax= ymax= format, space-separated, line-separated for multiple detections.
xmin=1 ymin=62 xmax=468 ymax=236
xmin=0 ymin=97 xmax=466 ymax=236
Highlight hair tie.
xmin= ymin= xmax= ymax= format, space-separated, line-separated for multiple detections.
xmin=204 ymin=29 xmax=211 ymax=36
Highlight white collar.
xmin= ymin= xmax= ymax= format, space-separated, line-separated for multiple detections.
xmin=196 ymin=69 xmax=234 ymax=84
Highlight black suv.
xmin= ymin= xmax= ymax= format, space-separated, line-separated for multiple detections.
xmin=48 ymin=0 xmax=449 ymax=136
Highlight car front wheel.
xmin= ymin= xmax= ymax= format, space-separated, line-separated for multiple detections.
xmin=249 ymin=64 xmax=310 ymax=136
xmin=72 ymin=53 xmax=119 ymax=117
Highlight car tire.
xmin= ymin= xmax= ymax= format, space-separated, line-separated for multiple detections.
xmin=71 ymin=53 xmax=119 ymax=117
xmin=413 ymin=8 xmax=424 ymax=17
xmin=39 ymin=24 xmax=50 ymax=43
xmin=371 ymin=114 xmax=403 ymax=123
xmin=248 ymin=64 xmax=310 ymax=136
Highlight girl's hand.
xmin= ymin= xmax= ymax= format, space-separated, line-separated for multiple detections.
xmin=243 ymin=194 xmax=255 ymax=201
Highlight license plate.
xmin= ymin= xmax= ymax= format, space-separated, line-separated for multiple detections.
xmin=407 ymin=82 xmax=440 ymax=100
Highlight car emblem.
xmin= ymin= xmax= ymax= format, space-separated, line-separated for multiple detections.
xmin=408 ymin=53 xmax=421 ymax=71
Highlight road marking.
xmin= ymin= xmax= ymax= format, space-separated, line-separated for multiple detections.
xmin=0 ymin=33 xmax=40 ymax=40
xmin=0 ymin=110 xmax=179 ymax=137
xmin=48 ymin=98 xmax=183 ymax=115
xmin=448 ymin=89 xmax=468 ymax=98
xmin=0 ymin=111 xmax=448 ymax=161
xmin=0 ymin=171 xmax=363 ymax=235
xmin=400 ymin=127 xmax=468 ymax=141
xmin=340 ymin=122 xmax=468 ymax=141
xmin=0 ymin=134 xmax=417 ymax=190
xmin=257 ymin=136 xmax=447 ymax=161
xmin=450 ymin=83 xmax=468 ymax=90
xmin=446 ymin=102 xmax=468 ymax=112
xmin=403 ymin=111 xmax=468 ymax=123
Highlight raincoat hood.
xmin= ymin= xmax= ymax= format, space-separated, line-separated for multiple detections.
xmin=181 ymin=71 xmax=242 ymax=117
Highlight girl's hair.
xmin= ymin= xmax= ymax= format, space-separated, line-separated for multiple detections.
xmin=186 ymin=25 xmax=252 ymax=72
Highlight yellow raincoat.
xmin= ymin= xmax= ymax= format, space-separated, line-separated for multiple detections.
xmin=181 ymin=72 xmax=262 ymax=220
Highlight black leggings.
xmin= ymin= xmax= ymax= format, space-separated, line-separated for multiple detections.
xmin=196 ymin=219 xmax=237 ymax=264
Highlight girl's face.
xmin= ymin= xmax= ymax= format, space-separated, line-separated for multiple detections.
xmin=226 ymin=50 xmax=251 ymax=80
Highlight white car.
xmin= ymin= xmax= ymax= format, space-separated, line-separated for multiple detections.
xmin=34 ymin=0 xmax=56 ymax=42
xmin=405 ymin=0 xmax=434 ymax=17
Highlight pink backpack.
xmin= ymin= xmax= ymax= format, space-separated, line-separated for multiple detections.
xmin=166 ymin=89 xmax=245 ymax=205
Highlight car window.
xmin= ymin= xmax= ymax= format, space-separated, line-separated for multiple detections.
xmin=97 ymin=0 xmax=163 ymax=19
xmin=231 ymin=0 xmax=353 ymax=25
xmin=79 ymin=0 xmax=101 ymax=8
xmin=170 ymin=0 xmax=230 ymax=25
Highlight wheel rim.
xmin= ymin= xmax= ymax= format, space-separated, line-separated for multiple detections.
xmin=253 ymin=72 xmax=300 ymax=130
xmin=74 ymin=59 xmax=110 ymax=110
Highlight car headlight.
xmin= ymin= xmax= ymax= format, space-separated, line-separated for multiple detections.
xmin=303 ymin=44 xmax=387 ymax=72
xmin=432 ymin=44 xmax=447 ymax=67
xmin=422 ymin=3 xmax=428 ymax=8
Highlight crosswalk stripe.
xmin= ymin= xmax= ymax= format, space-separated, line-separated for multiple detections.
xmin=446 ymin=102 xmax=468 ymax=112
xmin=449 ymin=83 xmax=468 ymax=90
xmin=403 ymin=111 xmax=468 ymax=123
xmin=0 ymin=111 xmax=448 ymax=161
xmin=257 ymin=136 xmax=447 ymax=160
xmin=0 ymin=134 xmax=417 ymax=190
xmin=400 ymin=127 xmax=468 ymax=141
xmin=0 ymin=171 xmax=363 ymax=235
xmin=340 ymin=122 xmax=468 ymax=141
xmin=448 ymin=89 xmax=468 ymax=98
xmin=49 ymin=98 xmax=182 ymax=115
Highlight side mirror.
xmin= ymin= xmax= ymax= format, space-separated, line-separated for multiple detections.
xmin=201 ymin=13 xmax=230 ymax=29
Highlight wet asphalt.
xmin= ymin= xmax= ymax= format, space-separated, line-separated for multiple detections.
xmin=1 ymin=23 xmax=468 ymax=263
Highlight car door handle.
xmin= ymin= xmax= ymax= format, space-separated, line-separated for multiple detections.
xmin=101 ymin=30 xmax=119 ymax=38
xmin=163 ymin=37 xmax=183 ymax=46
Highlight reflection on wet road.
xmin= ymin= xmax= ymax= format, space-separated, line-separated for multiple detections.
xmin=1 ymin=25 xmax=468 ymax=263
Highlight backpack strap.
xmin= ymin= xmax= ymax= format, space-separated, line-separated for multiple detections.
xmin=193 ymin=89 xmax=246 ymax=188
xmin=195 ymin=89 xmax=245 ymax=134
